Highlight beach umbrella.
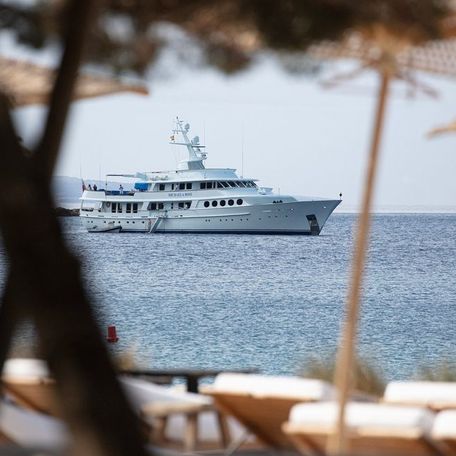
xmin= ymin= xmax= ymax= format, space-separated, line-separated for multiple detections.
xmin=0 ymin=56 xmax=148 ymax=107
xmin=307 ymin=22 xmax=456 ymax=456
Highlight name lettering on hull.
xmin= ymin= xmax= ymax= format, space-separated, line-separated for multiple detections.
xmin=169 ymin=192 xmax=192 ymax=197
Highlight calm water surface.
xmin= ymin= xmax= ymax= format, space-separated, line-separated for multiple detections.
xmin=3 ymin=214 xmax=456 ymax=380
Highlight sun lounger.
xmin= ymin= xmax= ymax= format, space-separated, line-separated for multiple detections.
xmin=0 ymin=398 xmax=68 ymax=449
xmin=431 ymin=410 xmax=456 ymax=455
xmin=283 ymin=401 xmax=442 ymax=456
xmin=122 ymin=376 xmax=245 ymax=451
xmin=384 ymin=381 xmax=456 ymax=411
xmin=2 ymin=358 xmax=241 ymax=452
xmin=206 ymin=373 xmax=336 ymax=449
xmin=1 ymin=358 xmax=59 ymax=416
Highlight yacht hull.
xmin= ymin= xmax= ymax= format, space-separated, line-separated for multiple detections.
xmin=80 ymin=199 xmax=340 ymax=235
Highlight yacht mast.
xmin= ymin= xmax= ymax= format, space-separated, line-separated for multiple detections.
xmin=170 ymin=117 xmax=207 ymax=170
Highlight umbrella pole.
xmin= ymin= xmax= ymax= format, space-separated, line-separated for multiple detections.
xmin=327 ymin=69 xmax=390 ymax=455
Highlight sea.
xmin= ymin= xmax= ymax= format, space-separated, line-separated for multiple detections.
xmin=3 ymin=213 xmax=456 ymax=382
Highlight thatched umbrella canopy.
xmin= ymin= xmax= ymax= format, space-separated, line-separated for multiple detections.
xmin=428 ymin=119 xmax=456 ymax=136
xmin=0 ymin=56 xmax=148 ymax=107
xmin=307 ymin=19 xmax=456 ymax=456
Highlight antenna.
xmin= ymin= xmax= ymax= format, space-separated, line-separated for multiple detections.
xmin=241 ymin=123 xmax=245 ymax=178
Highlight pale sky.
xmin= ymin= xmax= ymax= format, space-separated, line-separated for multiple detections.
xmin=5 ymin=34 xmax=456 ymax=212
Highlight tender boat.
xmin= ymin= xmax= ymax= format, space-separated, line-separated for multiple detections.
xmin=80 ymin=118 xmax=341 ymax=234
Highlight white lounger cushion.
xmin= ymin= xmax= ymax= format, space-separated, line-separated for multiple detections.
xmin=0 ymin=400 xmax=68 ymax=448
xmin=384 ymin=381 xmax=456 ymax=408
xmin=431 ymin=410 xmax=456 ymax=439
xmin=120 ymin=376 xmax=212 ymax=412
xmin=2 ymin=358 xmax=50 ymax=383
xmin=213 ymin=373 xmax=336 ymax=401
xmin=288 ymin=402 xmax=435 ymax=436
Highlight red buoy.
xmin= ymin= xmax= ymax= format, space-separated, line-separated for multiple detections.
xmin=106 ymin=325 xmax=119 ymax=343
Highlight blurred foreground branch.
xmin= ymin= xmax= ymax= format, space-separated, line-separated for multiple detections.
xmin=0 ymin=1 xmax=148 ymax=455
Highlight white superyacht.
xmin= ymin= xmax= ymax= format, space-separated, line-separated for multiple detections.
xmin=80 ymin=119 xmax=340 ymax=234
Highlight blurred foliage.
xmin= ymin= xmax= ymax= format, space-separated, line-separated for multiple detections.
xmin=0 ymin=0 xmax=452 ymax=75
xmin=300 ymin=352 xmax=386 ymax=397
xmin=416 ymin=360 xmax=456 ymax=381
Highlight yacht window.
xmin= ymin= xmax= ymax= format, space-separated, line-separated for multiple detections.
xmin=185 ymin=201 xmax=191 ymax=209
xmin=233 ymin=182 xmax=240 ymax=187
xmin=228 ymin=199 xmax=234 ymax=206
xmin=178 ymin=202 xmax=184 ymax=209
xmin=200 ymin=182 xmax=206 ymax=189
xmin=237 ymin=199 xmax=243 ymax=205
xmin=251 ymin=181 xmax=257 ymax=188
xmin=111 ymin=202 xmax=117 ymax=213
xmin=133 ymin=203 xmax=138 ymax=213
xmin=158 ymin=202 xmax=164 ymax=210
xmin=212 ymin=201 xmax=218 ymax=207
xmin=207 ymin=182 xmax=213 ymax=189
xmin=171 ymin=184 xmax=174 ymax=190
xmin=118 ymin=203 xmax=122 ymax=213
xmin=220 ymin=200 xmax=226 ymax=207
xmin=220 ymin=182 xmax=229 ymax=188
xmin=228 ymin=182 xmax=236 ymax=188
xmin=186 ymin=183 xmax=192 ymax=190
xmin=126 ymin=203 xmax=131 ymax=213
xmin=179 ymin=183 xmax=185 ymax=190
xmin=237 ymin=181 xmax=245 ymax=188
xmin=217 ymin=182 xmax=224 ymax=188
xmin=204 ymin=201 xmax=210 ymax=208
xmin=149 ymin=202 xmax=157 ymax=210
xmin=159 ymin=183 xmax=165 ymax=191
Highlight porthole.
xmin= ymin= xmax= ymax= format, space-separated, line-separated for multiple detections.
xmin=212 ymin=201 xmax=218 ymax=207
xmin=204 ymin=201 xmax=210 ymax=208
xmin=220 ymin=200 xmax=226 ymax=207
xmin=228 ymin=199 xmax=234 ymax=206
xmin=237 ymin=199 xmax=243 ymax=205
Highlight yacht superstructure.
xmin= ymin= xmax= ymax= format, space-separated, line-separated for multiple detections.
xmin=80 ymin=118 xmax=340 ymax=234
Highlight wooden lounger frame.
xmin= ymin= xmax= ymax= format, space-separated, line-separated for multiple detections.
xmin=208 ymin=391 xmax=317 ymax=449
xmin=282 ymin=422 xmax=448 ymax=456
xmin=1 ymin=379 xmax=59 ymax=416
xmin=141 ymin=400 xmax=231 ymax=452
